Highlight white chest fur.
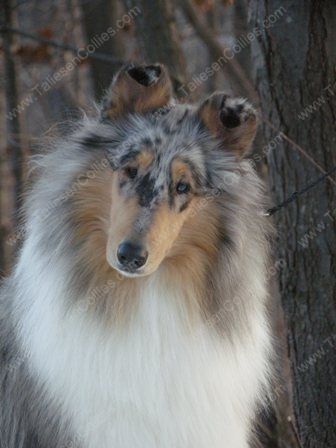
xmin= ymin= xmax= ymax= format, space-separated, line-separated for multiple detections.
xmin=18 ymin=267 xmax=269 ymax=448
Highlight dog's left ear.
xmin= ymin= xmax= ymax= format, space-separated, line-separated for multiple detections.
xmin=197 ymin=92 xmax=258 ymax=157
xmin=101 ymin=63 xmax=173 ymax=120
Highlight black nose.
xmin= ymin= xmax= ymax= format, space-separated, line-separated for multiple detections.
xmin=117 ymin=241 xmax=148 ymax=270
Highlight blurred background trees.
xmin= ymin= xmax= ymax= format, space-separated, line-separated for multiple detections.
xmin=1 ymin=0 xmax=335 ymax=446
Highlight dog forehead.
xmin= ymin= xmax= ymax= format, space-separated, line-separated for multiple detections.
xmin=113 ymin=107 xmax=204 ymax=186
xmin=125 ymin=104 xmax=197 ymax=148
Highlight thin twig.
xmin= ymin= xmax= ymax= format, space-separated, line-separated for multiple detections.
xmin=0 ymin=26 xmax=124 ymax=64
xmin=266 ymin=164 xmax=336 ymax=215
xmin=264 ymin=118 xmax=336 ymax=186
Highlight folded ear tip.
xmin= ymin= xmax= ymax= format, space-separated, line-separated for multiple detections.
xmin=100 ymin=62 xmax=172 ymax=120
xmin=126 ymin=63 xmax=167 ymax=87
xmin=219 ymin=108 xmax=241 ymax=128
xmin=217 ymin=96 xmax=257 ymax=129
xmin=198 ymin=92 xmax=258 ymax=156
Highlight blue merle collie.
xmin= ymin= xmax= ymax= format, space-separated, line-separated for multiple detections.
xmin=0 ymin=64 xmax=273 ymax=448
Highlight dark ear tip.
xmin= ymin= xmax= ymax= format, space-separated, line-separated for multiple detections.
xmin=127 ymin=64 xmax=163 ymax=87
xmin=219 ymin=108 xmax=241 ymax=128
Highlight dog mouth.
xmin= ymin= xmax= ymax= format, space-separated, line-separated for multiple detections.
xmin=108 ymin=255 xmax=162 ymax=279
xmin=114 ymin=263 xmax=147 ymax=278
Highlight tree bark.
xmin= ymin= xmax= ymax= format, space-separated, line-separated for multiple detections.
xmin=81 ymin=0 xmax=124 ymax=99
xmin=249 ymin=1 xmax=336 ymax=447
xmin=123 ymin=0 xmax=187 ymax=96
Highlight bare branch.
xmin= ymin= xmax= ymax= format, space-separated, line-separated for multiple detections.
xmin=0 ymin=26 xmax=124 ymax=64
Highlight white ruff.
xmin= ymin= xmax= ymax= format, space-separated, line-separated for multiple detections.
xmin=16 ymin=241 xmax=270 ymax=448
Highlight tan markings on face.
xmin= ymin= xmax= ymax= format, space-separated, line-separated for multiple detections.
xmin=106 ymin=173 xmax=141 ymax=269
xmin=170 ymin=158 xmax=197 ymax=211
xmin=106 ymin=148 xmax=154 ymax=268
xmin=106 ymin=183 xmax=192 ymax=276
xmin=135 ymin=148 xmax=154 ymax=170
xmin=70 ymin=162 xmax=146 ymax=323
xmin=166 ymin=199 xmax=221 ymax=319
xmin=105 ymin=156 xmax=201 ymax=276
xmin=70 ymin=162 xmax=115 ymax=282
xmin=119 ymin=148 xmax=154 ymax=180
xmin=68 ymin=156 xmax=221 ymax=325
xmin=171 ymin=200 xmax=220 ymax=261
xmin=131 ymin=149 xmax=154 ymax=172
xmin=142 ymin=201 xmax=194 ymax=274
xmin=171 ymin=158 xmax=195 ymax=188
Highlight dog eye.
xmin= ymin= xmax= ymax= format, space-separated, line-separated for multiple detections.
xmin=125 ymin=167 xmax=138 ymax=179
xmin=176 ymin=182 xmax=190 ymax=195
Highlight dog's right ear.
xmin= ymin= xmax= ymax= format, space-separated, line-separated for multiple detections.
xmin=101 ymin=63 xmax=173 ymax=120
xmin=197 ymin=92 xmax=258 ymax=158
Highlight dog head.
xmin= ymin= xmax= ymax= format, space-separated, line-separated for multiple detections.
xmin=71 ymin=64 xmax=258 ymax=278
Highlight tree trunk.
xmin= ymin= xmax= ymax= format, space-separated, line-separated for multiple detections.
xmin=123 ymin=0 xmax=187 ymax=96
xmin=2 ymin=0 xmax=23 ymax=225
xmin=81 ymin=0 xmax=124 ymax=99
xmin=249 ymin=1 xmax=336 ymax=447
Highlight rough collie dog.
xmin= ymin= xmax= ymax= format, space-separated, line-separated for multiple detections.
xmin=0 ymin=64 xmax=272 ymax=448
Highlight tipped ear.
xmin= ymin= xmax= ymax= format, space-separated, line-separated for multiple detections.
xmin=198 ymin=92 xmax=258 ymax=157
xmin=101 ymin=63 xmax=173 ymax=120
